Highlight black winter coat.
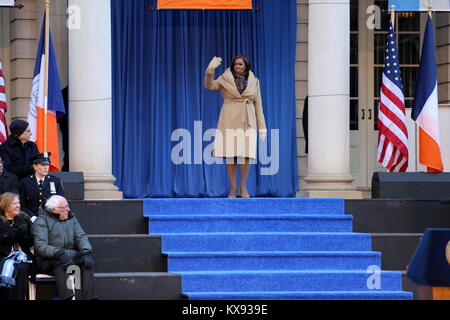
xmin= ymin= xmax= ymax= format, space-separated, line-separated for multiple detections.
xmin=0 ymin=136 xmax=39 ymax=181
xmin=0 ymin=171 xmax=19 ymax=194
xmin=0 ymin=213 xmax=34 ymax=261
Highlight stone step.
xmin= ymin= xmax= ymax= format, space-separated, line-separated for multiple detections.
xmin=89 ymin=234 xmax=168 ymax=273
xmin=35 ymin=272 xmax=186 ymax=300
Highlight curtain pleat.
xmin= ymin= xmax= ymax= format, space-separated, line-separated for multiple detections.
xmin=112 ymin=0 xmax=299 ymax=198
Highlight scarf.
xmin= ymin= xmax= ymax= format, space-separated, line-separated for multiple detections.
xmin=0 ymin=250 xmax=31 ymax=288
xmin=234 ymin=74 xmax=248 ymax=95
xmin=218 ymin=69 xmax=259 ymax=103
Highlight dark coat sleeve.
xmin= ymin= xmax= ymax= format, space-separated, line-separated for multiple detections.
xmin=0 ymin=142 xmax=38 ymax=179
xmin=0 ymin=220 xmax=14 ymax=250
xmin=18 ymin=180 xmax=37 ymax=218
xmin=20 ymin=142 xmax=39 ymax=178
xmin=8 ymin=173 xmax=19 ymax=194
xmin=0 ymin=172 xmax=18 ymax=194
xmin=1 ymin=148 xmax=25 ymax=178
xmin=13 ymin=215 xmax=34 ymax=250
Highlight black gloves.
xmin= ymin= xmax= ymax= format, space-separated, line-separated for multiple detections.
xmin=54 ymin=250 xmax=94 ymax=270
xmin=81 ymin=254 xmax=95 ymax=270
xmin=55 ymin=249 xmax=73 ymax=269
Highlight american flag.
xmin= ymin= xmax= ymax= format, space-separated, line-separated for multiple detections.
xmin=0 ymin=61 xmax=8 ymax=144
xmin=377 ymin=22 xmax=408 ymax=172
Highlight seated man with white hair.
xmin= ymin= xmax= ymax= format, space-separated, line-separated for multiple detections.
xmin=31 ymin=195 xmax=97 ymax=300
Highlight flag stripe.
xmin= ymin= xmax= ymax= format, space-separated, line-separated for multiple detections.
xmin=27 ymin=13 xmax=66 ymax=172
xmin=377 ymin=134 xmax=386 ymax=160
xmin=382 ymin=74 xmax=405 ymax=104
xmin=382 ymin=142 xmax=394 ymax=168
xmin=378 ymin=101 xmax=408 ymax=139
xmin=381 ymin=76 xmax=406 ymax=114
xmin=415 ymin=83 xmax=440 ymax=144
xmin=419 ymin=128 xmax=443 ymax=171
xmin=0 ymin=61 xmax=8 ymax=144
xmin=412 ymin=16 xmax=443 ymax=172
xmin=377 ymin=22 xmax=409 ymax=172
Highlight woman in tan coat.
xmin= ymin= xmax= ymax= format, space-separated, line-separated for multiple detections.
xmin=205 ymin=55 xmax=267 ymax=198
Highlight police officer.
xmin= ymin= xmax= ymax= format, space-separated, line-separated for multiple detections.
xmin=18 ymin=152 xmax=64 ymax=221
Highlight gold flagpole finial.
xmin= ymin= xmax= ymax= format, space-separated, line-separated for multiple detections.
xmin=428 ymin=5 xmax=433 ymax=18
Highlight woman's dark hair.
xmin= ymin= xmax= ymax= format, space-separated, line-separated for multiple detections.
xmin=230 ymin=55 xmax=252 ymax=79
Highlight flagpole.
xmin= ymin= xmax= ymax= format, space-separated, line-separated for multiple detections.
xmin=385 ymin=4 xmax=395 ymax=173
xmin=390 ymin=5 xmax=395 ymax=27
xmin=428 ymin=5 xmax=433 ymax=18
xmin=43 ymin=0 xmax=50 ymax=153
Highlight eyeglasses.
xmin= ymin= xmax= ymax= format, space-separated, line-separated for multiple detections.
xmin=55 ymin=205 xmax=70 ymax=210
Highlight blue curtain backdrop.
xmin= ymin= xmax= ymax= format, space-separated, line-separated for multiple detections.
xmin=111 ymin=0 xmax=298 ymax=198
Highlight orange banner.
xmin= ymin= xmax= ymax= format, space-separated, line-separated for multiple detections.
xmin=157 ymin=0 xmax=252 ymax=9
xmin=36 ymin=109 xmax=61 ymax=172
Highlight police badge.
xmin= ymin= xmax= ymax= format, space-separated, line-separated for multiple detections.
xmin=50 ymin=182 xmax=57 ymax=194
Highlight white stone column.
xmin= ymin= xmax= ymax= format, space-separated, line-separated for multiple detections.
xmin=68 ymin=0 xmax=122 ymax=200
xmin=302 ymin=0 xmax=362 ymax=199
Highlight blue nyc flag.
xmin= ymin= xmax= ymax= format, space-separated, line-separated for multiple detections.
xmin=388 ymin=0 xmax=450 ymax=11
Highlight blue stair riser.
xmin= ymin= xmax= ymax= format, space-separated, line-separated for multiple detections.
xmin=149 ymin=215 xmax=353 ymax=233
xmin=167 ymin=252 xmax=381 ymax=272
xmin=143 ymin=198 xmax=412 ymax=300
xmin=186 ymin=291 xmax=413 ymax=300
xmin=160 ymin=233 xmax=372 ymax=252
xmin=143 ymin=198 xmax=345 ymax=216
xmin=179 ymin=271 xmax=404 ymax=292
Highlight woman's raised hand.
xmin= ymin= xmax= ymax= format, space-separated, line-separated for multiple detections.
xmin=207 ymin=56 xmax=222 ymax=70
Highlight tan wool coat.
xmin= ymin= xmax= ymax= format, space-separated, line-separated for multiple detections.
xmin=204 ymin=68 xmax=267 ymax=159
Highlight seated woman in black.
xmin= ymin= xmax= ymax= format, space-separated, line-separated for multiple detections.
xmin=0 ymin=193 xmax=34 ymax=300
xmin=0 ymin=120 xmax=39 ymax=181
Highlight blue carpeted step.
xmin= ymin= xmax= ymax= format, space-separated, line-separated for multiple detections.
xmin=149 ymin=214 xmax=353 ymax=233
xmin=186 ymin=291 xmax=413 ymax=300
xmin=166 ymin=251 xmax=381 ymax=271
xmin=143 ymin=198 xmax=412 ymax=300
xmin=179 ymin=270 xmax=403 ymax=292
xmin=160 ymin=232 xmax=372 ymax=252
xmin=143 ymin=198 xmax=344 ymax=216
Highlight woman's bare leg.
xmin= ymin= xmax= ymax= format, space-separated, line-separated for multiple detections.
xmin=239 ymin=158 xmax=251 ymax=197
xmin=226 ymin=161 xmax=238 ymax=198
